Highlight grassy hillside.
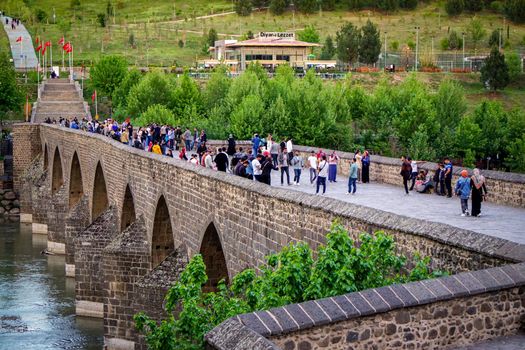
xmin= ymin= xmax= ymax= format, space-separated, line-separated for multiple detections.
xmin=1 ymin=0 xmax=524 ymax=67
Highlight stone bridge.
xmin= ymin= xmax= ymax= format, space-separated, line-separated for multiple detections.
xmin=13 ymin=123 xmax=525 ymax=350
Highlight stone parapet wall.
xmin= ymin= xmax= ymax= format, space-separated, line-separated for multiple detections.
xmin=207 ymin=263 xmax=525 ymax=350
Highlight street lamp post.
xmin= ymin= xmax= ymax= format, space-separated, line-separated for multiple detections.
xmin=384 ymin=31 xmax=387 ymax=70
xmin=414 ymin=26 xmax=420 ymax=72
xmin=462 ymin=32 xmax=465 ymax=71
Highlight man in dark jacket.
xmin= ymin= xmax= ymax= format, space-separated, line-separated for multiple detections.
xmin=400 ymin=156 xmax=412 ymax=195
xmin=261 ymin=155 xmax=273 ymax=186
xmin=227 ymin=134 xmax=236 ymax=156
xmin=214 ymin=147 xmax=229 ymax=172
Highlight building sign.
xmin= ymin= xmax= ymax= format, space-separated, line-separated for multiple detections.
xmin=258 ymin=32 xmax=295 ymax=40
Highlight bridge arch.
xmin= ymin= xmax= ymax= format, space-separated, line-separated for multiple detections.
xmin=43 ymin=144 xmax=49 ymax=170
xmin=199 ymin=222 xmax=229 ymax=292
xmin=120 ymin=184 xmax=136 ymax=232
xmin=151 ymin=195 xmax=174 ymax=267
xmin=69 ymin=152 xmax=84 ymax=209
xmin=92 ymin=161 xmax=109 ymax=221
xmin=51 ymin=147 xmax=63 ymax=194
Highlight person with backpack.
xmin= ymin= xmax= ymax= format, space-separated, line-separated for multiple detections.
xmin=316 ymin=155 xmax=328 ymax=195
xmin=454 ymin=170 xmax=472 ymax=216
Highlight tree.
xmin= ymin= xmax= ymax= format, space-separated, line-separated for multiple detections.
xmin=269 ymin=0 xmax=289 ymax=14
xmin=90 ymin=55 xmax=128 ymax=98
xmin=336 ymin=22 xmax=361 ymax=66
xmin=0 ymin=52 xmax=24 ymax=120
xmin=378 ymin=0 xmax=399 ymax=11
xmin=296 ymin=0 xmax=319 ymax=13
xmin=321 ymin=0 xmax=336 ymax=10
xmin=70 ymin=0 xmax=81 ymax=9
xmin=96 ymin=13 xmax=106 ymax=27
xmin=399 ymin=0 xmax=418 ymax=9
xmin=448 ymin=30 xmax=463 ymax=50
xmin=445 ymin=0 xmax=464 ymax=15
xmin=359 ymin=20 xmax=381 ymax=65
xmin=467 ymin=17 xmax=487 ymax=50
xmin=234 ymin=0 xmax=253 ymax=16
xmin=136 ymin=104 xmax=176 ymax=126
xmin=505 ymin=51 xmax=523 ymax=82
xmin=480 ymin=47 xmax=510 ymax=91
xmin=112 ymin=69 xmax=142 ymax=109
xmin=206 ymin=28 xmax=218 ymax=48
xmin=320 ymin=35 xmax=336 ymax=60
xmin=127 ymin=72 xmax=175 ymax=116
xmin=506 ymin=135 xmax=525 ymax=172
xmin=505 ymin=0 xmax=525 ymax=23
xmin=488 ymin=29 xmax=501 ymax=47
xmin=297 ymin=25 xmax=320 ymax=43
xmin=464 ymin=0 xmax=483 ymax=11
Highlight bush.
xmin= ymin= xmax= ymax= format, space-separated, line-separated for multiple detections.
xmin=136 ymin=104 xmax=176 ymax=126
xmin=445 ymin=0 xmax=465 ymax=15
xmin=90 ymin=55 xmax=128 ymax=98
xmin=506 ymin=52 xmax=523 ymax=82
xmin=34 ymin=8 xmax=47 ymax=22
xmin=505 ymin=0 xmax=525 ymax=23
xmin=135 ymin=222 xmax=446 ymax=350
xmin=97 ymin=13 xmax=106 ymax=27
xmin=490 ymin=1 xmax=504 ymax=13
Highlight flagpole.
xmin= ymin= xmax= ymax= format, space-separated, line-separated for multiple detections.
xmin=20 ymin=38 xmax=23 ymax=68
xmin=95 ymin=91 xmax=98 ymax=117
xmin=50 ymin=42 xmax=53 ymax=74
xmin=62 ymin=39 xmax=65 ymax=72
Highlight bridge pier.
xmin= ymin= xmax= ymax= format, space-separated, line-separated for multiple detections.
xmin=46 ymin=185 xmax=68 ymax=254
xmin=64 ymin=196 xmax=90 ymax=277
xmin=75 ymin=206 xmax=118 ymax=318
xmin=102 ymin=217 xmax=151 ymax=350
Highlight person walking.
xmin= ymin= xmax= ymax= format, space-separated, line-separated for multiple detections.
xmin=354 ymin=150 xmax=363 ymax=182
xmin=400 ymin=156 xmax=412 ymax=195
xmin=291 ymin=150 xmax=304 ymax=186
xmin=278 ymin=148 xmax=291 ymax=186
xmin=408 ymin=157 xmax=419 ymax=191
xmin=183 ymin=128 xmax=192 ymax=152
xmin=362 ymin=150 xmax=370 ymax=183
xmin=251 ymin=133 xmax=261 ymax=157
xmin=270 ymin=139 xmax=280 ymax=168
xmin=214 ymin=147 xmax=229 ymax=172
xmin=470 ymin=168 xmax=488 ymax=217
xmin=227 ymin=134 xmax=236 ymax=161
xmin=348 ymin=158 xmax=358 ymax=195
xmin=444 ymin=157 xmax=453 ymax=198
xmin=455 ymin=170 xmax=472 ymax=216
xmin=328 ymin=151 xmax=340 ymax=183
xmin=261 ymin=155 xmax=273 ymax=186
xmin=307 ymin=151 xmax=317 ymax=184
xmin=286 ymin=138 xmax=294 ymax=163
xmin=316 ymin=155 xmax=328 ymax=195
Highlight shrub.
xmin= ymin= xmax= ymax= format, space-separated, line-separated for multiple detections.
xmin=445 ymin=0 xmax=465 ymax=15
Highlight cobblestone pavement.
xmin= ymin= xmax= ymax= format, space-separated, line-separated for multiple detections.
xmin=1 ymin=15 xmax=38 ymax=69
xmin=268 ymin=169 xmax=525 ymax=244
xmin=451 ymin=333 xmax=525 ymax=349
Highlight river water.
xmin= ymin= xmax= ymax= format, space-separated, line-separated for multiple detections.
xmin=0 ymin=222 xmax=103 ymax=349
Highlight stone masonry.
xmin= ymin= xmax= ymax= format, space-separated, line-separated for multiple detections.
xmin=13 ymin=123 xmax=525 ymax=349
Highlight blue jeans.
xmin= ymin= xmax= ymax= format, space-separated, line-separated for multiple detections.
xmin=348 ymin=177 xmax=357 ymax=193
xmin=316 ymin=176 xmax=326 ymax=194
xmin=185 ymin=140 xmax=191 ymax=151
xmin=293 ymin=169 xmax=301 ymax=183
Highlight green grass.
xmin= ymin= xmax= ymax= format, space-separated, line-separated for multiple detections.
xmin=2 ymin=1 xmax=525 ymax=67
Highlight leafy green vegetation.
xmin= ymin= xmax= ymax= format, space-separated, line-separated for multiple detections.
xmin=135 ymin=222 xmax=446 ymax=350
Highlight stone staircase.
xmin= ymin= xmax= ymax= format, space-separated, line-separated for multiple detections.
xmin=32 ymin=79 xmax=91 ymax=123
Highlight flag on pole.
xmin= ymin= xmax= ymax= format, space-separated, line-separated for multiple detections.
xmin=92 ymin=90 xmax=97 ymax=102
xmin=16 ymin=36 xmax=22 ymax=42
xmin=36 ymin=37 xmax=39 ymax=44
xmin=42 ymin=46 xmax=47 ymax=55
xmin=45 ymin=41 xmax=51 ymax=47
xmin=58 ymin=37 xmax=65 ymax=45
xmin=36 ymin=43 xmax=42 ymax=52
xmin=63 ymin=42 xmax=71 ymax=51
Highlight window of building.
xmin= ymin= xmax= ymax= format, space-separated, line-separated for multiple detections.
xmin=276 ymin=55 xmax=290 ymax=61
xmin=245 ymin=54 xmax=273 ymax=61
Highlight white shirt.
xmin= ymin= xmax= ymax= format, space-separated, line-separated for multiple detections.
xmin=318 ymin=160 xmax=328 ymax=177
xmin=411 ymin=161 xmax=418 ymax=173
xmin=308 ymin=156 xmax=317 ymax=169
xmin=286 ymin=140 xmax=293 ymax=152
xmin=252 ymin=159 xmax=262 ymax=175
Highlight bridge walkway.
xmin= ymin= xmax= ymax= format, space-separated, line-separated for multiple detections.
xmin=1 ymin=15 xmax=37 ymax=69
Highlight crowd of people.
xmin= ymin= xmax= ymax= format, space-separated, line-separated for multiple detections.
xmin=46 ymin=116 xmax=488 ymax=215
xmin=400 ymin=156 xmax=488 ymax=217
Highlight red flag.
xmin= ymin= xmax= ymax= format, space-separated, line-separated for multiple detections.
xmin=35 ymin=37 xmax=39 ymax=44
xmin=58 ymin=37 xmax=64 ymax=45
xmin=45 ymin=41 xmax=51 ymax=47
xmin=42 ymin=46 xmax=47 ymax=55
xmin=63 ymin=42 xmax=71 ymax=51
xmin=16 ymin=36 xmax=22 ymax=42
xmin=36 ymin=43 xmax=42 ymax=52
xmin=91 ymin=90 xmax=97 ymax=102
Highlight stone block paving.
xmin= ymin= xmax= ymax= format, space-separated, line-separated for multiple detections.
xmin=267 ymin=170 xmax=525 ymax=244
xmin=1 ymin=15 xmax=38 ymax=69
xmin=451 ymin=332 xmax=525 ymax=350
